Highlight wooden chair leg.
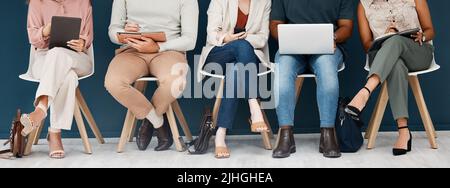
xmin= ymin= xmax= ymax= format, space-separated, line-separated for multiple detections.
xmin=409 ymin=76 xmax=438 ymax=149
xmin=274 ymin=128 xmax=281 ymax=149
xmin=117 ymin=82 xmax=147 ymax=153
xmin=295 ymin=77 xmax=305 ymax=103
xmin=74 ymin=101 xmax=93 ymax=154
xmin=76 ymin=88 xmax=105 ymax=144
xmin=367 ymin=83 xmax=389 ymax=149
xmin=118 ymin=109 xmax=136 ymax=153
xmin=127 ymin=82 xmax=148 ymax=142
xmin=262 ymin=109 xmax=274 ymax=139
xmin=33 ymin=119 xmax=45 ymax=145
xmin=256 ymin=100 xmax=272 ymax=150
xmin=172 ymin=101 xmax=193 ymax=142
xmin=213 ymin=79 xmax=225 ymax=127
xmin=167 ymin=105 xmax=186 ymax=152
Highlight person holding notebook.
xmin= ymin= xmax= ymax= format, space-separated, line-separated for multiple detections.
xmin=105 ymin=0 xmax=199 ymax=151
xmin=22 ymin=0 xmax=94 ymax=159
xmin=270 ymin=0 xmax=354 ymax=159
xmin=346 ymin=0 xmax=435 ymax=156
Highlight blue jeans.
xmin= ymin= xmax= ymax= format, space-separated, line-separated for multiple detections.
xmin=274 ymin=49 xmax=343 ymax=128
xmin=205 ymin=40 xmax=260 ymax=129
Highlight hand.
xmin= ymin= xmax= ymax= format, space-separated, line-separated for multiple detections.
xmin=385 ymin=22 xmax=398 ymax=34
xmin=223 ymin=32 xmax=247 ymax=43
xmin=67 ymin=39 xmax=86 ymax=52
xmin=126 ymin=37 xmax=160 ymax=53
xmin=411 ymin=31 xmax=424 ymax=46
xmin=124 ymin=22 xmax=140 ymax=32
xmin=43 ymin=23 xmax=52 ymax=37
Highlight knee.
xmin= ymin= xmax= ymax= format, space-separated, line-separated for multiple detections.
xmin=162 ymin=75 xmax=188 ymax=98
xmin=231 ymin=40 xmax=254 ymax=56
xmin=47 ymin=47 xmax=69 ymax=58
xmin=316 ymin=72 xmax=339 ymax=93
xmin=383 ymin=35 xmax=406 ymax=48
xmin=104 ymin=70 xmax=129 ymax=96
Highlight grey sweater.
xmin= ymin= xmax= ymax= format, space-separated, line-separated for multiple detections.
xmin=109 ymin=0 xmax=199 ymax=52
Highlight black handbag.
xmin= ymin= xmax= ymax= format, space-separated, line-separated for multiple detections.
xmin=187 ymin=107 xmax=216 ymax=155
xmin=335 ymin=97 xmax=364 ymax=153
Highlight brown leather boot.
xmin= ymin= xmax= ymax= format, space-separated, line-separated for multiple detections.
xmin=154 ymin=115 xmax=173 ymax=151
xmin=136 ymin=119 xmax=154 ymax=151
xmin=319 ymin=128 xmax=341 ymax=158
xmin=272 ymin=126 xmax=296 ymax=158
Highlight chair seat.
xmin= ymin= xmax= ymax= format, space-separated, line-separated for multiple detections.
xmin=19 ymin=72 xmax=94 ymax=83
xmin=297 ymin=63 xmax=346 ymax=78
xmin=136 ymin=77 xmax=158 ymax=82
xmin=200 ymin=63 xmax=274 ymax=79
xmin=364 ymin=62 xmax=440 ymax=76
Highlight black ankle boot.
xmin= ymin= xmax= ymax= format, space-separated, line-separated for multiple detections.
xmin=320 ymin=128 xmax=341 ymax=158
xmin=154 ymin=116 xmax=173 ymax=151
xmin=272 ymin=127 xmax=296 ymax=158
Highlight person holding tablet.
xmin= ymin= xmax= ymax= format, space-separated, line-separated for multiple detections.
xmin=346 ymin=0 xmax=435 ymax=156
xmin=22 ymin=0 xmax=94 ymax=159
xmin=105 ymin=0 xmax=199 ymax=151
xmin=270 ymin=0 xmax=354 ymax=159
xmin=198 ymin=0 xmax=271 ymax=159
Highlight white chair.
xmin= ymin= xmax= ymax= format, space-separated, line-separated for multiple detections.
xmin=200 ymin=67 xmax=275 ymax=150
xmin=117 ymin=71 xmax=193 ymax=153
xmin=20 ymin=46 xmax=105 ymax=155
xmin=363 ymin=52 xmax=440 ymax=149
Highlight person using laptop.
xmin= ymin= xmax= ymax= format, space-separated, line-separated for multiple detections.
xmin=270 ymin=0 xmax=354 ymax=158
xmin=346 ymin=0 xmax=435 ymax=156
xmin=198 ymin=0 xmax=271 ymax=159
xmin=105 ymin=0 xmax=198 ymax=151
xmin=22 ymin=0 xmax=94 ymax=159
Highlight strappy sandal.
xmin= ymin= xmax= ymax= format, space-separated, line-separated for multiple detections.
xmin=249 ymin=119 xmax=269 ymax=133
xmin=215 ymin=146 xmax=230 ymax=159
xmin=20 ymin=105 xmax=47 ymax=137
xmin=48 ymin=128 xmax=65 ymax=159
xmin=345 ymin=87 xmax=372 ymax=119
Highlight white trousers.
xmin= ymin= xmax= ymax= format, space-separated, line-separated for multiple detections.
xmin=32 ymin=47 xmax=92 ymax=130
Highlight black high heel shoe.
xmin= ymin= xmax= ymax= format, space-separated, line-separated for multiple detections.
xmin=393 ymin=126 xmax=412 ymax=156
xmin=345 ymin=87 xmax=372 ymax=119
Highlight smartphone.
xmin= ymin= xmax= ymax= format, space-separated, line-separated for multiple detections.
xmin=234 ymin=28 xmax=246 ymax=34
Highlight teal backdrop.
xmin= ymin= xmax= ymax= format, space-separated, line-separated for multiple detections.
xmin=0 ymin=0 xmax=449 ymax=138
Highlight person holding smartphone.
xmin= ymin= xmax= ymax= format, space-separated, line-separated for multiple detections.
xmin=105 ymin=0 xmax=198 ymax=151
xmin=198 ymin=0 xmax=271 ymax=159
xmin=22 ymin=0 xmax=94 ymax=159
xmin=346 ymin=0 xmax=435 ymax=156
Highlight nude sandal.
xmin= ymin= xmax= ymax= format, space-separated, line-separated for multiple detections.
xmin=20 ymin=104 xmax=47 ymax=136
xmin=48 ymin=128 xmax=65 ymax=159
xmin=215 ymin=147 xmax=230 ymax=159
xmin=249 ymin=119 xmax=269 ymax=133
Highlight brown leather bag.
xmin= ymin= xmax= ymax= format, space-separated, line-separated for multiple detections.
xmin=0 ymin=109 xmax=27 ymax=159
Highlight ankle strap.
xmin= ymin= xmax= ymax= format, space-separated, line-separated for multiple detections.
xmin=398 ymin=126 xmax=409 ymax=130
xmin=363 ymin=87 xmax=372 ymax=95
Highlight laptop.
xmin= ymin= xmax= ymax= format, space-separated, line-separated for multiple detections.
xmin=278 ymin=24 xmax=334 ymax=55
xmin=49 ymin=16 xmax=82 ymax=51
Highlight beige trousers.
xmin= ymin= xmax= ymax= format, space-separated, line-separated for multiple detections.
xmin=105 ymin=48 xmax=188 ymax=119
xmin=33 ymin=47 xmax=93 ymax=130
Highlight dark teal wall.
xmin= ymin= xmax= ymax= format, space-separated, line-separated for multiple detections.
xmin=1 ymin=0 xmax=449 ymax=138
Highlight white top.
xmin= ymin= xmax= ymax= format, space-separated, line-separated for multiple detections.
xmin=108 ymin=0 xmax=199 ymax=52
xmin=361 ymin=0 xmax=422 ymax=39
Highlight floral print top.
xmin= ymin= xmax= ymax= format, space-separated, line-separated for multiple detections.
xmin=361 ymin=0 xmax=422 ymax=39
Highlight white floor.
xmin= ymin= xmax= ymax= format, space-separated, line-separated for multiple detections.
xmin=1 ymin=131 xmax=449 ymax=168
